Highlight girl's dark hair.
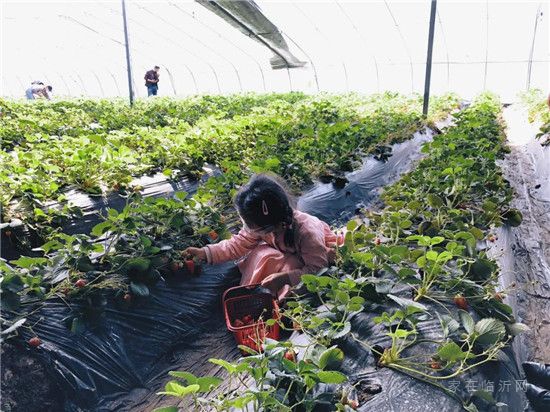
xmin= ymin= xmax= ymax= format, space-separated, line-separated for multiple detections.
xmin=234 ymin=174 xmax=296 ymax=247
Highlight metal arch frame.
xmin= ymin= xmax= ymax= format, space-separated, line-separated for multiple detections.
xmin=203 ymin=0 xmax=293 ymax=91
xmin=333 ymin=0 xmax=380 ymax=92
xmin=16 ymin=76 xmax=26 ymax=97
xmin=92 ymin=71 xmax=105 ymax=97
xmin=483 ymin=0 xmax=490 ymax=90
xmin=527 ymin=3 xmax=544 ymax=90
xmin=67 ymin=73 xmax=83 ymax=96
xmin=162 ymin=66 xmax=177 ymax=95
xmin=58 ymin=73 xmax=73 ymax=96
xmin=108 ymin=69 xmax=121 ymax=96
xmin=100 ymin=5 xmax=222 ymax=93
xmin=436 ymin=8 xmax=451 ymax=90
xmin=78 ymin=7 xmax=203 ymax=95
xmin=137 ymin=4 xmax=243 ymax=93
xmin=281 ymin=32 xmax=319 ymax=92
xmin=293 ymin=2 xmax=349 ymax=92
xmin=168 ymin=1 xmax=267 ymax=92
xmin=383 ymin=0 xmax=415 ymax=93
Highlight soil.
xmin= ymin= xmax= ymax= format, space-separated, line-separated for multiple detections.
xmin=0 ymin=342 xmax=65 ymax=412
xmin=493 ymin=105 xmax=550 ymax=364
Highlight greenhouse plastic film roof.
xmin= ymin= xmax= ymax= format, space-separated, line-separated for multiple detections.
xmin=1 ymin=0 xmax=549 ymax=100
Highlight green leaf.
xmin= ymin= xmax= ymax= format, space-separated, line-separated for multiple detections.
xmin=502 ymin=209 xmax=522 ymax=227
xmin=474 ymin=318 xmax=506 ymax=345
xmin=346 ymin=220 xmax=358 ymax=231
xmin=333 ymin=321 xmax=352 ymax=339
xmin=469 ymin=259 xmax=494 ymax=279
xmin=506 ymin=322 xmax=530 ymax=336
xmin=163 ymin=168 xmax=173 ymax=177
xmin=426 ymin=250 xmax=438 ymax=261
xmin=209 ymin=358 xmax=236 ymax=374
xmin=125 ymin=257 xmax=151 ymax=274
xmin=91 ymin=221 xmax=112 ymax=237
xmin=387 ymin=294 xmax=427 ymax=312
xmin=459 ymin=310 xmax=475 ymax=335
xmin=130 ymin=282 xmax=150 ymax=297
xmin=319 ymin=346 xmax=344 ymax=370
xmin=159 ymin=381 xmax=200 ymax=398
xmin=317 ymin=370 xmax=347 ymax=384
xmin=437 ymin=341 xmax=467 ymax=363
xmin=430 ymin=236 xmax=445 ymax=245
xmin=197 ymin=376 xmax=222 ymax=392
xmin=169 ymin=371 xmax=196 ymax=384
xmin=427 ymin=194 xmax=444 ymax=208
xmin=9 ymin=256 xmax=47 ymax=269
xmin=174 ymin=191 xmax=188 ymax=201
xmin=469 ymin=227 xmax=484 ymax=240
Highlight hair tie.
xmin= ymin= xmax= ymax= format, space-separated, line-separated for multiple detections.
xmin=262 ymin=200 xmax=269 ymax=215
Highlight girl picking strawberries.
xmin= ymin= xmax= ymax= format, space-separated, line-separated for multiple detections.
xmin=184 ymin=174 xmax=342 ymax=299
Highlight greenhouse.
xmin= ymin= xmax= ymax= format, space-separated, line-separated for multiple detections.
xmin=1 ymin=1 xmax=549 ymax=411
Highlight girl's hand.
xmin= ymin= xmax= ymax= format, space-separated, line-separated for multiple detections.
xmin=182 ymin=247 xmax=206 ymax=262
xmin=261 ymin=272 xmax=291 ymax=297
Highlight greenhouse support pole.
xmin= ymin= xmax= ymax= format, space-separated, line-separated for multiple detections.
xmin=527 ymin=4 xmax=543 ymax=90
xmin=423 ymin=0 xmax=437 ymax=117
xmin=121 ymin=0 xmax=134 ymax=105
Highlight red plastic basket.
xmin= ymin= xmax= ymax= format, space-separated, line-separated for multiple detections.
xmin=223 ymin=284 xmax=280 ymax=352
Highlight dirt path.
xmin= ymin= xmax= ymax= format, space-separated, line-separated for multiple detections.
xmin=497 ymin=105 xmax=550 ymax=364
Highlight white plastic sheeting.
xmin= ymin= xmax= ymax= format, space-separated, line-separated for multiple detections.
xmin=1 ymin=1 xmax=548 ymax=100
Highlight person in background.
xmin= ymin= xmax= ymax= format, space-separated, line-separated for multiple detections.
xmin=25 ymin=83 xmax=52 ymax=100
xmin=184 ymin=174 xmax=343 ymax=299
xmin=144 ymin=66 xmax=160 ymax=96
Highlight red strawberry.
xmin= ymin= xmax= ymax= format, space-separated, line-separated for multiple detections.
xmin=454 ymin=294 xmax=468 ymax=310
xmin=374 ymin=237 xmax=381 ymax=245
xmin=283 ymin=350 xmax=296 ymax=362
xmin=348 ymin=399 xmax=359 ymax=409
xmin=234 ymin=319 xmax=244 ymax=327
xmin=170 ymin=261 xmax=182 ymax=273
xmin=185 ymin=259 xmax=195 ymax=275
xmin=430 ymin=360 xmax=441 ymax=369
xmin=75 ymin=279 xmax=87 ymax=288
xmin=209 ymin=230 xmax=219 ymax=241
xmin=123 ymin=293 xmax=132 ymax=303
xmin=242 ymin=315 xmax=253 ymax=325
xmin=29 ymin=337 xmax=42 ymax=347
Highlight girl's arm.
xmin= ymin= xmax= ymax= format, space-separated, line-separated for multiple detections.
xmin=202 ymin=228 xmax=261 ymax=264
xmin=285 ymin=229 xmax=329 ymax=285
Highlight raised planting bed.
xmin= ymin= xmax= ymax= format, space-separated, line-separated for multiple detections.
xmin=152 ymin=93 xmax=530 ymax=412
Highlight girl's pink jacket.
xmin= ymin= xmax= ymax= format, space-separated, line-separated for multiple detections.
xmin=202 ymin=210 xmax=341 ymax=286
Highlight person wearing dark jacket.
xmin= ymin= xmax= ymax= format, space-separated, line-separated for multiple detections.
xmin=144 ymin=66 xmax=160 ymax=96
